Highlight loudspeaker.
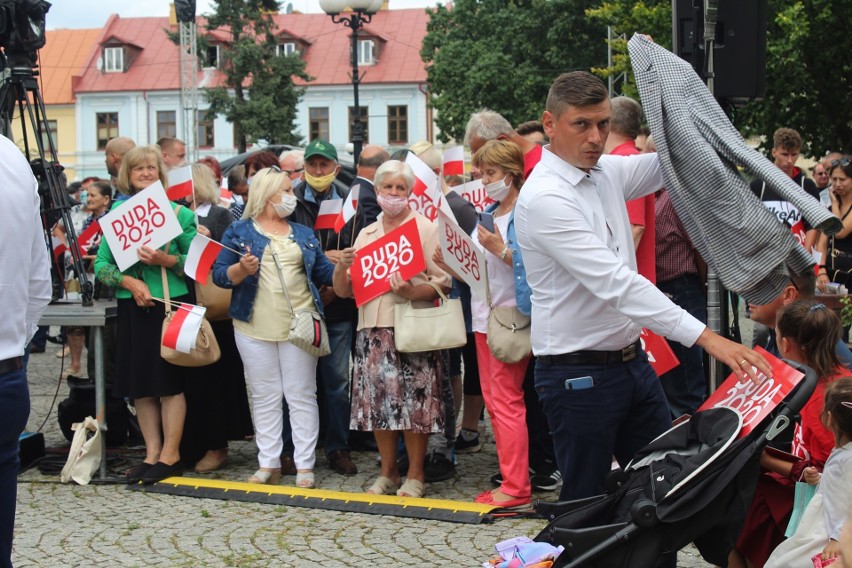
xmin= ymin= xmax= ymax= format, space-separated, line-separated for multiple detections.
xmin=672 ymin=0 xmax=768 ymax=100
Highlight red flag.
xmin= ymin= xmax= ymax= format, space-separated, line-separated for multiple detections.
xmin=442 ymin=146 xmax=465 ymax=176
xmin=405 ymin=152 xmax=439 ymax=196
xmin=75 ymin=220 xmax=101 ymax=255
xmin=315 ymin=199 xmax=343 ymax=230
xmin=167 ymin=165 xmax=193 ymax=201
xmin=184 ymin=234 xmax=224 ymax=283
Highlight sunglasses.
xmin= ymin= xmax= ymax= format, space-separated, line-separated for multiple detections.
xmin=832 ymin=158 xmax=851 ymax=168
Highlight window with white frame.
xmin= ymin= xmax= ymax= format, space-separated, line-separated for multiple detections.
xmin=357 ymin=39 xmax=375 ymax=66
xmin=103 ymin=46 xmax=124 ymax=73
xmin=205 ymin=45 xmax=221 ymax=68
xmin=277 ymin=42 xmax=298 ymax=57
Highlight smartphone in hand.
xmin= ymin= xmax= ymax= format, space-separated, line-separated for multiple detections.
xmin=478 ymin=211 xmax=495 ymax=233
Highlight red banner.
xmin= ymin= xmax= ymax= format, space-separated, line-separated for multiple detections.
xmin=350 ymin=218 xmax=426 ymax=307
xmin=640 ymin=328 xmax=679 ymax=376
xmin=697 ymin=347 xmax=804 ymax=438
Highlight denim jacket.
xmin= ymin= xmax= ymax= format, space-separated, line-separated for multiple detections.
xmin=212 ymin=219 xmax=335 ymax=322
xmin=485 ymin=202 xmax=532 ymax=315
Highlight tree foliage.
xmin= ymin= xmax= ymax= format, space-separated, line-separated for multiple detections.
xmin=204 ymin=0 xmax=310 ymax=152
xmin=421 ymin=0 xmax=607 ymax=143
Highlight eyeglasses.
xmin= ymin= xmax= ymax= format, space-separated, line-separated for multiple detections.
xmin=831 ymin=158 xmax=851 ymax=168
xmin=268 ymin=165 xmax=283 ymax=173
xmin=283 ymin=168 xmax=304 ymax=176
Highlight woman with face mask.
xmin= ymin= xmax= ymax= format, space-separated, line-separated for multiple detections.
xmin=212 ymin=167 xmax=336 ymax=489
xmin=433 ymin=139 xmax=534 ymax=510
xmin=332 ymin=160 xmax=452 ymax=499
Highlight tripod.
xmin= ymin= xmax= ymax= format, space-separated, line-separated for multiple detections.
xmin=0 ymin=51 xmax=92 ymax=306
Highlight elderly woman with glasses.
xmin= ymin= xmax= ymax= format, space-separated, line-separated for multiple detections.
xmin=817 ymin=157 xmax=852 ymax=291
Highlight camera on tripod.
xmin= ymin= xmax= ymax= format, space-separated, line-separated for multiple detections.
xmin=0 ymin=0 xmax=49 ymax=64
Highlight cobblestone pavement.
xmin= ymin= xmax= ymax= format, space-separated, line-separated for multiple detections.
xmin=14 ymin=326 xmax=729 ymax=567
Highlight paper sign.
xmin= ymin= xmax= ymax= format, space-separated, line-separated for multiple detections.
xmin=697 ymin=347 xmax=804 ymax=438
xmin=640 ymin=328 xmax=679 ymax=376
xmin=99 ymin=181 xmax=184 ymax=272
xmin=350 ymin=218 xmax=426 ymax=307
xmin=456 ymin=179 xmax=494 ymax=212
xmin=408 ymin=190 xmax=438 ymax=221
xmin=438 ymin=209 xmax=487 ymax=300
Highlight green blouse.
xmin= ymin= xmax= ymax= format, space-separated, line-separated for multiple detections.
xmin=94 ymin=201 xmax=197 ymax=300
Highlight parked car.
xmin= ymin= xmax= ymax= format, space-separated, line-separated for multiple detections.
xmin=219 ymin=144 xmax=357 ymax=188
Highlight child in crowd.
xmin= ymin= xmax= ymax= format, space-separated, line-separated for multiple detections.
xmin=766 ymin=377 xmax=852 ymax=567
xmin=731 ymin=301 xmax=851 ymax=568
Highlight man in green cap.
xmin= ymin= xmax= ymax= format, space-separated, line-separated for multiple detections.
xmin=286 ymin=139 xmax=363 ymax=477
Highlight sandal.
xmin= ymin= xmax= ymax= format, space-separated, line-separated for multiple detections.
xmin=296 ymin=471 xmax=315 ymax=488
xmin=396 ymin=478 xmax=425 ymax=498
xmin=247 ymin=468 xmax=281 ymax=485
xmin=365 ymin=475 xmax=398 ymax=495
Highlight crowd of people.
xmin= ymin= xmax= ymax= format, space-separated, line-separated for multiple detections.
xmin=19 ymin=66 xmax=852 ymax=567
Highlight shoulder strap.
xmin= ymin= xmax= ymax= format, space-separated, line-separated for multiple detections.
xmin=161 ymin=239 xmax=173 ymax=313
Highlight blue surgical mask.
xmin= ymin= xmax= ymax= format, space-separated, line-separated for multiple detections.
xmin=79 ymin=190 xmax=88 ymax=204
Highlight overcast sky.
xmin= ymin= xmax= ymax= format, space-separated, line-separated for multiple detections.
xmin=48 ymin=0 xmax=442 ymax=29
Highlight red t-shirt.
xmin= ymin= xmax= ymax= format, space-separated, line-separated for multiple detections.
xmin=524 ymin=144 xmax=542 ymax=180
xmin=791 ymin=369 xmax=851 ymax=467
xmin=610 ymin=141 xmax=656 ymax=283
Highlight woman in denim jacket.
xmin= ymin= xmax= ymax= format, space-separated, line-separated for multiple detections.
xmin=213 ymin=167 xmax=334 ymax=489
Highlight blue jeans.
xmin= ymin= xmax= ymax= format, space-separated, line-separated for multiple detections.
xmin=282 ymin=320 xmax=352 ymax=457
xmin=534 ymin=351 xmax=671 ymax=501
xmin=657 ymin=275 xmax=707 ymax=419
xmin=0 ymin=368 xmax=30 ymax=568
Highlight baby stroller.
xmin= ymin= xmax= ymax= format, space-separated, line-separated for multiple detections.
xmin=533 ymin=361 xmax=817 ymax=568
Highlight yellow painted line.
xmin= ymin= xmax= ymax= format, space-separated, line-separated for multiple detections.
xmin=156 ymin=476 xmax=496 ymax=514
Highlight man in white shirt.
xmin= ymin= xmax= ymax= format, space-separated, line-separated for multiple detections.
xmin=0 ymin=134 xmax=51 ymax=566
xmin=515 ymin=71 xmax=769 ymax=502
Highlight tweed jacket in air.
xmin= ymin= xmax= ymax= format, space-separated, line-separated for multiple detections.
xmin=628 ymin=34 xmax=841 ymax=305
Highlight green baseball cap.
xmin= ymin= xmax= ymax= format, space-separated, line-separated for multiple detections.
xmin=304 ymin=139 xmax=338 ymax=161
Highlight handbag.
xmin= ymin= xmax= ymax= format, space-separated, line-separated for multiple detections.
xmin=160 ymin=262 xmax=221 ymax=367
xmin=487 ymin=305 xmax=532 ymax=364
xmin=194 ymin=272 xmax=232 ymax=321
xmin=394 ymin=281 xmax=466 ymax=353
xmin=268 ymin=241 xmax=330 ymax=357
xmin=59 ymin=416 xmax=102 ymax=485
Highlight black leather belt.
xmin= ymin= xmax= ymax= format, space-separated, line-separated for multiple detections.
xmin=0 ymin=357 xmax=22 ymax=375
xmin=539 ymin=342 xmax=639 ymax=366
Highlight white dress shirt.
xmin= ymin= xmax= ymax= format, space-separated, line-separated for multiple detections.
xmin=0 ymin=136 xmax=52 ymax=360
xmin=515 ymin=146 xmax=705 ymax=355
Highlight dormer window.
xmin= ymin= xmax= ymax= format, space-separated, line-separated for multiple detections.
xmin=277 ymin=42 xmax=298 ymax=57
xmin=357 ymin=39 xmax=375 ymax=66
xmin=205 ymin=44 xmax=221 ymax=68
xmin=104 ymin=46 xmax=124 ymax=73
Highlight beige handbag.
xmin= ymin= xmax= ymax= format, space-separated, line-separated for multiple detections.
xmin=194 ymin=272 xmax=232 ymax=321
xmin=394 ymin=281 xmax=466 ymax=353
xmin=60 ymin=416 xmax=102 ymax=485
xmin=160 ymin=264 xmax=221 ymax=367
xmin=486 ymin=305 xmax=532 ymax=364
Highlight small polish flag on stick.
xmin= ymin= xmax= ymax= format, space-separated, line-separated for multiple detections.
xmin=162 ymin=303 xmax=206 ymax=353
xmin=75 ymin=220 xmax=101 ymax=256
xmin=427 ymin=182 xmax=457 ymax=224
xmin=335 ymin=184 xmax=360 ymax=233
xmin=315 ymin=199 xmax=343 ymax=230
xmin=442 ymin=146 xmax=465 ymax=176
xmin=166 ymin=165 xmax=193 ymax=201
xmin=184 ymin=234 xmax=224 ymax=283
xmin=405 ymin=152 xmax=439 ymax=196
xmin=51 ymin=236 xmax=67 ymax=260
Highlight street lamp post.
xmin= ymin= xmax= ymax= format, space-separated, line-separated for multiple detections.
xmin=319 ymin=0 xmax=382 ymax=166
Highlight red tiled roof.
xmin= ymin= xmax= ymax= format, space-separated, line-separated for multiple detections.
xmin=38 ymin=28 xmax=101 ymax=104
xmin=73 ymin=9 xmax=428 ymax=95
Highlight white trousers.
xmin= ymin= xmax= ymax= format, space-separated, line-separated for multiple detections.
xmin=234 ymin=330 xmax=319 ymax=470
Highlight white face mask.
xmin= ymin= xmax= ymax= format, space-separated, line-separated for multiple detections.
xmin=270 ymin=193 xmax=297 ymax=218
xmin=484 ymin=175 xmax=512 ymax=202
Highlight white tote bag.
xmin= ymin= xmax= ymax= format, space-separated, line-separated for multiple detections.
xmin=60 ymin=416 xmax=102 ymax=485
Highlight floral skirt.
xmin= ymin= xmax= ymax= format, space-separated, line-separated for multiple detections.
xmin=350 ymin=328 xmax=443 ymax=434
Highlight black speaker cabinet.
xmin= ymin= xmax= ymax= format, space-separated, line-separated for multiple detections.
xmin=672 ymin=0 xmax=768 ymax=100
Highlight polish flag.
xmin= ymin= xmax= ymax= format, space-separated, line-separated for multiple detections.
xmin=184 ymin=234 xmax=224 ymax=283
xmin=442 ymin=146 xmax=465 ymax=176
xmin=166 ymin=165 xmax=193 ymax=201
xmin=76 ymin=220 xmax=101 ymax=255
xmin=219 ymin=187 xmax=233 ymax=204
xmin=335 ymin=184 xmax=360 ymax=233
xmin=405 ymin=152 xmax=439 ymax=196
xmin=162 ymin=303 xmax=207 ymax=353
xmin=315 ymin=199 xmax=343 ymax=230
xmin=427 ymin=182 xmax=457 ymax=224
xmin=51 ymin=236 xmax=67 ymax=260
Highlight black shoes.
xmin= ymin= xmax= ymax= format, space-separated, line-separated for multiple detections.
xmin=455 ymin=430 xmax=482 ymax=453
xmin=126 ymin=462 xmax=153 ymax=484
xmin=424 ymin=452 xmax=456 ymax=483
xmin=490 ymin=467 xmax=562 ymax=491
xmin=140 ymin=461 xmax=183 ymax=484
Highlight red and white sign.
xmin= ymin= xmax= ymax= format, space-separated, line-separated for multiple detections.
xmin=405 ymin=152 xmax=439 ymax=196
xmin=698 ymin=347 xmax=804 ymax=438
xmin=640 ymin=328 xmax=679 ymax=376
xmin=184 ymin=234 xmax=224 ymax=283
xmin=335 ymin=184 xmax=360 ymax=233
xmin=455 ymin=179 xmax=494 ymax=212
xmin=76 ymin=220 xmax=102 ymax=256
xmin=350 ymin=218 xmax=426 ymax=307
xmin=99 ymin=181 xmax=184 ymax=272
xmin=442 ymin=146 xmax=465 ymax=176
xmin=166 ymin=165 xmax=193 ymax=201
xmin=315 ymin=199 xmax=343 ymax=230
xmin=162 ymin=303 xmax=206 ymax=354
xmin=438 ymin=209 xmax=487 ymax=300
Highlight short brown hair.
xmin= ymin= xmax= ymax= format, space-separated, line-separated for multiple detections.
xmin=546 ymin=72 xmax=609 ymax=117
xmin=117 ymin=145 xmax=168 ymax=196
xmin=472 ymin=140 xmax=525 ymax=189
xmin=773 ymin=128 xmax=802 ymax=152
